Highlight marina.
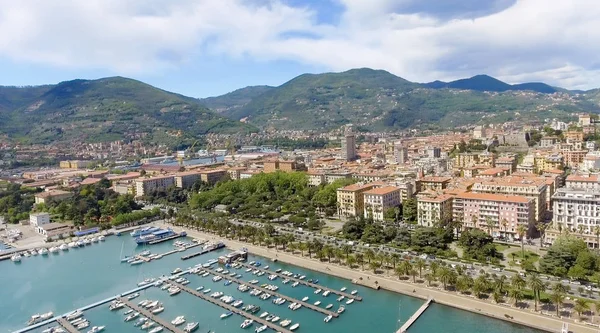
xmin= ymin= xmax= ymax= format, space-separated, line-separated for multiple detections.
xmin=117 ymin=297 xmax=184 ymax=333
xmin=398 ymin=297 xmax=434 ymax=333
xmin=1 ymin=235 xmax=546 ymax=333
xmin=55 ymin=317 xmax=79 ymax=333
xmin=180 ymin=242 xmax=226 ymax=260
xmin=204 ymin=268 xmax=339 ymax=318
xmin=238 ymin=262 xmax=363 ymax=301
xmin=169 ymin=281 xmax=294 ymax=333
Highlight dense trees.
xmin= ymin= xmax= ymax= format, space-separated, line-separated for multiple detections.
xmin=0 ymin=183 xmax=40 ymax=223
xmin=539 ymin=235 xmax=600 ymax=279
xmin=458 ymin=229 xmax=501 ymax=262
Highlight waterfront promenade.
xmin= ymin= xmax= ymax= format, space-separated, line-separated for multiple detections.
xmin=185 ymin=228 xmax=599 ymax=333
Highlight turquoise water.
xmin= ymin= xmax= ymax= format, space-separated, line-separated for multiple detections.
xmin=0 ymin=236 xmax=544 ymax=333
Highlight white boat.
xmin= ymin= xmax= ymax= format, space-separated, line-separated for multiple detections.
xmin=171 ymin=315 xmax=186 ymax=326
xmin=77 ymin=321 xmax=90 ymax=329
xmin=172 ymin=268 xmax=183 ymax=274
xmin=138 ymin=278 xmax=155 ymax=286
xmin=168 ymin=287 xmax=181 ymax=296
xmin=145 ymin=300 xmax=159 ymax=309
xmin=301 ymin=296 xmax=309 ymax=302
xmin=340 ymin=287 xmax=347 ymax=292
xmin=86 ymin=325 xmax=105 ymax=333
xmin=109 ymin=301 xmax=124 ymax=311
xmin=220 ymin=311 xmax=233 ymax=319
xmin=123 ymin=309 xmax=133 ymax=315
xmin=83 ymin=238 xmax=91 ymax=245
xmin=66 ymin=310 xmax=83 ymax=321
xmin=271 ymin=316 xmax=280 ymax=323
xmin=138 ymin=300 xmax=150 ymax=307
xmin=325 ymin=304 xmax=333 ymax=309
xmin=127 ymin=292 xmax=140 ymax=300
xmin=183 ymin=322 xmax=199 ymax=332
xmin=324 ymin=314 xmax=333 ymax=323
xmin=351 ymin=290 xmax=358 ymax=295
xmin=59 ymin=244 xmax=68 ymax=251
xmin=151 ymin=306 xmax=164 ymax=314
xmin=259 ymin=312 xmax=269 ymax=319
xmin=196 ymin=286 xmax=204 ymax=291
xmin=291 ymin=282 xmax=299 ymax=287
xmin=280 ymin=319 xmax=291 ymax=327
xmin=337 ymin=296 xmax=345 ymax=302
xmin=68 ymin=242 xmax=77 ymax=248
xmin=232 ymin=300 xmax=244 ymax=307
xmin=346 ymin=299 xmax=354 ymax=305
xmin=212 ymin=276 xmax=222 ymax=282
xmin=30 ymin=250 xmax=38 ymax=256
xmin=91 ymin=237 xmax=99 ymax=243
xmin=322 ymin=290 xmax=331 ymax=297
xmin=11 ymin=254 xmax=22 ymax=262
xmin=134 ymin=318 xmax=148 ymax=327
xmin=39 ymin=248 xmax=49 ymax=255
xmin=27 ymin=312 xmax=54 ymax=325
xmin=99 ymin=235 xmax=106 ymax=241
xmin=314 ymin=301 xmax=321 ymax=306
xmin=290 ymin=323 xmax=300 ymax=331
xmin=255 ymin=325 xmax=267 ymax=332
xmin=124 ymin=312 xmax=140 ymax=322
xmin=314 ymin=288 xmax=322 ymax=294
xmin=141 ymin=321 xmax=155 ymax=330
xmin=337 ymin=306 xmax=345 ymax=314
xmin=240 ymin=319 xmax=253 ymax=329
xmin=130 ymin=260 xmax=144 ymax=265
xmin=149 ymin=327 xmax=164 ymax=333
xmin=203 ymin=288 xmax=212 ymax=294
xmin=24 ymin=252 xmax=30 ymax=257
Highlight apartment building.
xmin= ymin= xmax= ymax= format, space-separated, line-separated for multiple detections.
xmin=135 ymin=175 xmax=175 ymax=197
xmin=454 ymin=192 xmax=535 ymax=238
xmin=417 ymin=176 xmax=451 ymax=192
xmin=495 ymin=156 xmax=517 ymax=173
xmin=336 ymin=183 xmax=375 ymax=218
xmin=565 ymin=174 xmax=600 ymax=191
xmin=540 ymin=136 xmax=558 ymax=148
xmin=34 ymin=190 xmax=73 ymax=204
xmin=564 ymin=150 xmax=587 ymax=168
xmin=353 ymin=172 xmax=390 ymax=183
xmin=476 ymin=168 xmax=509 ymax=179
xmin=535 ymin=154 xmax=564 ymax=172
xmin=174 ymin=171 xmax=201 ymax=189
xmin=199 ymin=169 xmax=227 ymax=185
xmin=455 ymin=152 xmax=495 ymax=168
xmin=227 ymin=167 xmax=247 ymax=180
xmin=363 ymin=186 xmax=401 ymax=222
xmin=552 ymin=188 xmax=600 ymax=248
xmin=417 ymin=194 xmax=454 ymax=227
xmin=471 ymin=177 xmax=547 ymax=222
xmin=341 ymin=125 xmax=357 ymax=161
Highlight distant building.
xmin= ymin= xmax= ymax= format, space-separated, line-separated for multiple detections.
xmin=417 ymin=176 xmax=451 ymax=192
xmin=34 ymin=190 xmax=73 ymax=205
xmin=540 ymin=137 xmax=558 ymax=148
xmin=363 ymin=186 xmax=401 ymax=222
xmin=426 ymin=147 xmax=441 ymax=158
xmin=59 ymin=160 xmax=94 ymax=169
xmin=565 ymin=174 xmax=600 ymax=191
xmin=263 ymin=160 xmax=299 ymax=173
xmin=135 ymin=175 xmax=175 ymax=197
xmin=199 ymin=169 xmax=227 ymax=185
xmin=579 ymin=114 xmax=592 ymax=126
xmin=30 ymin=212 xmax=50 ymax=228
xmin=340 ymin=125 xmax=357 ymax=161
xmin=336 ymin=183 xmax=375 ymax=218
xmin=495 ymin=156 xmax=517 ymax=173
xmin=394 ymin=141 xmax=408 ymax=164
xmin=550 ymin=188 xmax=600 ymax=248
xmin=417 ymin=194 xmax=454 ymax=227
xmin=174 ymin=171 xmax=201 ymax=189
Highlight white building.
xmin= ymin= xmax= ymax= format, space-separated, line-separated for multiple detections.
xmin=363 ymin=187 xmax=401 ymax=222
xmin=553 ymin=188 xmax=600 ymax=235
xmin=30 ymin=212 xmax=50 ymax=228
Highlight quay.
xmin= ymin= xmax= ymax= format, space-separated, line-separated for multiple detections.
xmin=180 ymin=242 xmax=225 ymax=260
xmin=205 ymin=268 xmax=339 ymax=318
xmin=117 ymin=297 xmax=184 ymax=333
xmin=238 ymin=262 xmax=363 ymax=301
xmin=148 ymin=232 xmax=187 ymax=245
xmin=398 ymin=297 xmax=434 ymax=333
xmin=55 ymin=318 xmax=79 ymax=333
xmin=169 ymin=281 xmax=294 ymax=333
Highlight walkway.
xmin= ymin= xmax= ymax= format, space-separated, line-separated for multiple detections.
xmin=205 ymin=268 xmax=338 ymax=317
xmin=397 ymin=297 xmax=433 ymax=332
xmin=169 ymin=281 xmax=294 ymax=333
xmin=117 ymin=297 xmax=184 ymax=333
xmin=239 ymin=262 xmax=363 ymax=301
xmin=55 ymin=318 xmax=79 ymax=333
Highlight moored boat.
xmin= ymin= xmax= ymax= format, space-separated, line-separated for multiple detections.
xmin=290 ymin=323 xmax=300 ymax=331
xmin=183 ymin=322 xmax=199 ymax=332
xmin=220 ymin=311 xmax=233 ymax=319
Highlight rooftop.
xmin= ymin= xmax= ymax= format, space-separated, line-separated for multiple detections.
xmin=420 ymin=176 xmax=452 ymax=183
xmin=456 ymin=192 xmax=532 ymax=204
xmin=566 ymin=174 xmax=600 ymax=182
xmin=338 ymin=183 xmax=374 ymax=192
xmin=364 ymin=186 xmax=399 ymax=196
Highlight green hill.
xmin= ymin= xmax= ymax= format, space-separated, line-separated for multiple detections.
xmin=0 ymin=77 xmax=255 ymax=145
xmin=215 ymin=69 xmax=595 ymax=131
xmin=424 ymin=75 xmax=558 ymax=93
xmin=199 ymin=85 xmax=274 ymax=113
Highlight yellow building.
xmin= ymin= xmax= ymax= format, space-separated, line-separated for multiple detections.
xmin=336 ymin=184 xmax=375 ymax=218
xmin=417 ymin=194 xmax=454 ymax=227
xmin=363 ymin=186 xmax=401 ymax=222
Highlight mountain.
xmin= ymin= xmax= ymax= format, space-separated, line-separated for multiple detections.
xmin=0 ymin=77 xmax=255 ymax=145
xmin=199 ymin=86 xmax=274 ymax=113
xmin=210 ymin=69 xmax=595 ymax=131
xmin=423 ymin=74 xmax=558 ymax=93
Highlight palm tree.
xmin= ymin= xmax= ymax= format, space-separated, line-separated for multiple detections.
xmin=399 ymin=261 xmax=413 ymax=277
xmin=508 ymin=288 xmax=524 ymax=307
xmin=493 ymin=275 xmax=507 ymax=294
xmin=395 ymin=266 xmax=404 ymax=280
xmin=364 ymin=249 xmax=375 ymax=264
xmin=298 ymin=242 xmax=307 ymax=257
xmin=485 ymin=216 xmax=495 ymax=236
xmin=287 ymin=242 xmax=297 ymax=254
xmin=410 ymin=269 xmax=418 ymax=283
xmin=355 ymin=253 xmax=365 ymax=270
xmin=456 ymin=275 xmax=474 ymax=294
xmin=474 ymin=275 xmax=490 ymax=298
xmin=594 ymin=225 xmax=600 ymax=250
xmin=346 ymin=255 xmax=357 ymax=268
xmin=501 ymin=218 xmax=508 ymax=238
xmin=527 ymin=273 xmax=545 ymax=312
xmin=517 ymin=224 xmax=527 ymax=258
xmin=550 ymin=290 xmax=565 ymax=317
xmin=553 ymin=283 xmax=570 ymax=294
xmin=510 ymin=274 xmax=526 ymax=291
xmin=323 ymin=246 xmax=334 ymax=262
xmin=370 ymin=261 xmax=382 ymax=274
xmin=390 ymin=253 xmax=400 ymax=269
xmin=430 ymin=261 xmax=440 ymax=276
xmin=437 ymin=267 xmax=453 ymax=290
xmin=574 ymin=298 xmax=590 ymax=319
xmin=341 ymin=244 xmax=353 ymax=261
xmin=424 ymin=273 xmax=435 ymax=287
xmin=492 ymin=290 xmax=503 ymax=304
xmin=535 ymin=222 xmax=547 ymax=247
xmin=415 ymin=259 xmax=426 ymax=278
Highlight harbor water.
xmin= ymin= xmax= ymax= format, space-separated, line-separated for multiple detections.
xmin=0 ymin=235 xmax=544 ymax=333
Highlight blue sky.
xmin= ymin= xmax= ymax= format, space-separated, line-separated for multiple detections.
xmin=0 ymin=0 xmax=598 ymax=97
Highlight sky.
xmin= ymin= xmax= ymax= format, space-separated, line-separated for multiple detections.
xmin=0 ymin=0 xmax=599 ymax=97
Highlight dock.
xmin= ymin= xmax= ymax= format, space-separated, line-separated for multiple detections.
xmin=148 ymin=232 xmax=187 ymax=245
xmin=117 ymin=297 xmax=184 ymax=333
xmin=204 ymin=268 xmax=339 ymax=317
xmin=55 ymin=318 xmax=79 ymax=333
xmin=398 ymin=297 xmax=433 ymax=333
xmin=238 ymin=263 xmax=363 ymax=301
xmin=169 ymin=282 xmax=294 ymax=333
xmin=180 ymin=242 xmax=225 ymax=260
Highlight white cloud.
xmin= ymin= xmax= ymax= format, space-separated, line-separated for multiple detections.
xmin=0 ymin=0 xmax=599 ymax=89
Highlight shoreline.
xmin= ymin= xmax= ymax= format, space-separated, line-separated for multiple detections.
xmin=183 ymin=227 xmax=597 ymax=333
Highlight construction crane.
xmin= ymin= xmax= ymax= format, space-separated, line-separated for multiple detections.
xmin=226 ymin=138 xmax=236 ymax=161
xmin=178 ymin=140 xmax=200 ymax=166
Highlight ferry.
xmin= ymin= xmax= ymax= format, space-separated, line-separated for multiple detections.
xmin=135 ymin=229 xmax=185 ymax=245
xmin=130 ymin=226 xmax=161 ymax=237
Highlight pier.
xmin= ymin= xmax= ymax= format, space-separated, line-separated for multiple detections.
xmin=397 ymin=297 xmax=433 ymax=333
xmin=180 ymin=242 xmax=225 ymax=260
xmin=148 ymin=232 xmax=187 ymax=245
xmin=204 ymin=268 xmax=338 ymax=317
xmin=238 ymin=262 xmax=363 ymax=301
xmin=169 ymin=281 xmax=294 ymax=333
xmin=117 ymin=297 xmax=184 ymax=333
xmin=55 ymin=318 xmax=79 ymax=333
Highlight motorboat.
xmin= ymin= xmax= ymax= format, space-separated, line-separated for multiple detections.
xmin=290 ymin=323 xmax=300 ymax=331
xmin=275 ymin=268 xmax=282 ymax=273
xmin=77 ymin=321 xmax=90 ymax=329
xmin=232 ymin=300 xmax=244 ymax=307
xmin=203 ymin=288 xmax=212 ymax=294
xmin=127 ymin=292 xmax=140 ymax=300
xmin=91 ymin=237 xmax=99 ymax=243
xmin=322 ymin=290 xmax=331 ymax=297
xmin=172 ymin=268 xmax=183 ymax=274
xmin=70 ymin=318 xmax=86 ymax=326
xmin=68 ymin=242 xmax=77 ymax=249
xmin=134 ymin=317 xmax=148 ymax=327
xmin=139 ymin=250 xmax=151 ymax=256
xmin=98 ymin=235 xmax=106 ymax=241
xmin=130 ymin=260 xmax=144 ymax=265
xmin=83 ymin=238 xmax=91 ymax=245
xmin=301 ymin=296 xmax=309 ymax=302
xmin=337 ymin=306 xmax=346 ymax=314
xmin=240 ymin=319 xmax=253 ymax=329
xmin=337 ymin=296 xmax=345 ymax=302
xmin=65 ymin=310 xmax=83 ymax=321
xmin=183 ymin=322 xmax=199 ymax=332
xmin=30 ymin=250 xmax=38 ymax=256
xmin=27 ymin=312 xmax=54 ymax=325
xmin=271 ymin=316 xmax=280 ymax=323
xmin=265 ymin=315 xmax=274 ymax=321
xmin=145 ymin=300 xmax=159 ymax=309
xmin=282 ymin=279 xmax=290 ymax=284
xmin=314 ymin=288 xmax=322 ymax=294
xmin=86 ymin=326 xmax=105 ymax=333
xmin=346 ymin=299 xmax=354 ymax=305
xmin=171 ymin=316 xmax=186 ymax=326
xmin=210 ymin=291 xmax=224 ymax=298
xmin=351 ymin=290 xmax=358 ymax=295
xmin=149 ymin=326 xmax=164 ymax=333
xmin=161 ymin=283 xmax=171 ymax=290
xmin=224 ymin=280 xmax=232 ymax=286
xmin=40 ymin=248 xmax=49 ymax=255
xmin=212 ymin=276 xmax=222 ymax=282
xmin=340 ymin=287 xmax=347 ymax=292
xmin=151 ymin=306 xmax=164 ymax=314
xmin=220 ymin=311 xmax=233 ymax=319
xmin=141 ymin=321 xmax=155 ymax=330
xmin=59 ymin=244 xmax=68 ymax=251
xmin=138 ymin=300 xmax=150 ymax=307
xmin=280 ymin=319 xmax=291 ymax=327
xmin=195 ymin=286 xmax=204 ymax=291
xmin=124 ymin=312 xmax=140 ymax=322
xmin=123 ymin=309 xmax=133 ymax=315
xmin=259 ymin=312 xmax=269 ymax=319
xmin=138 ymin=278 xmax=155 ymax=286
xmin=109 ymin=301 xmax=124 ymax=311
xmin=314 ymin=301 xmax=321 ymax=306
xmin=12 ymin=254 xmax=22 ymax=262
xmin=255 ymin=325 xmax=267 ymax=333
xmin=325 ymin=304 xmax=333 ymax=309
xmin=220 ymin=295 xmax=234 ymax=304
xmin=168 ymin=287 xmax=181 ymax=296
xmin=291 ymin=282 xmax=299 ymax=287
xmin=49 ymin=246 xmax=60 ymax=253
xmin=24 ymin=252 xmax=30 ymax=257
xmin=324 ymin=314 xmax=333 ymax=323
